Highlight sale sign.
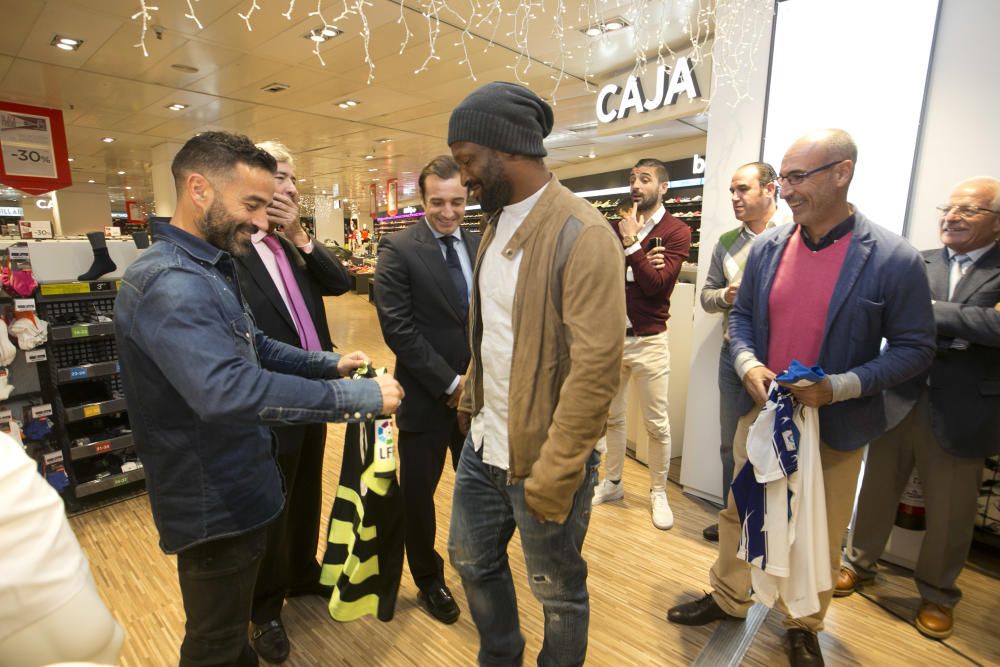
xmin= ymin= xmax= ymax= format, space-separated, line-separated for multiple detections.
xmin=0 ymin=102 xmax=72 ymax=195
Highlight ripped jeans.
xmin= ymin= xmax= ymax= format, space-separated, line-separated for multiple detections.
xmin=448 ymin=435 xmax=599 ymax=667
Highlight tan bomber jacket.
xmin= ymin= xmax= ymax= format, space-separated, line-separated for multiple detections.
xmin=459 ymin=176 xmax=626 ymax=523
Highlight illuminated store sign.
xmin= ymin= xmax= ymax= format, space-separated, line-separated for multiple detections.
xmin=596 ymin=56 xmax=701 ymax=124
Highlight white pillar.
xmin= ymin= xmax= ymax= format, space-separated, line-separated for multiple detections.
xmin=314 ymin=196 xmax=344 ymax=244
xmin=151 ymin=142 xmax=182 ymax=218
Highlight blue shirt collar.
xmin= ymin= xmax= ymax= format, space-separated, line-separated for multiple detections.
xmin=151 ymin=220 xmax=228 ymax=266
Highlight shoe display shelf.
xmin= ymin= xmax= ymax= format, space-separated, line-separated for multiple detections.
xmin=587 ymin=186 xmax=704 ymax=264
xmin=34 ymin=279 xmax=143 ymax=513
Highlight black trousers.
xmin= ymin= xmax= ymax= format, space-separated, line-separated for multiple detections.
xmin=398 ymin=414 xmax=465 ymax=592
xmin=177 ymin=526 xmax=268 ymax=667
xmin=251 ymin=422 xmax=327 ymax=623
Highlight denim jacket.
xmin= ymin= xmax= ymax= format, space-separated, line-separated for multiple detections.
xmin=115 ymin=222 xmax=382 ymax=553
xmin=728 ymin=209 xmax=935 ymax=451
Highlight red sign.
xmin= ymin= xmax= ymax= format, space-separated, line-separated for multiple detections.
xmin=369 ymin=183 xmax=378 ymax=219
xmin=386 ymin=178 xmax=398 ymax=217
xmin=0 ymin=102 xmax=71 ymax=196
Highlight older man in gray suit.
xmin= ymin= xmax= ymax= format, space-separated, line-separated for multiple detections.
xmin=838 ymin=176 xmax=1000 ymax=641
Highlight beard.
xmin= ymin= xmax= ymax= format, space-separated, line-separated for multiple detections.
xmin=634 ymin=190 xmax=661 ymax=215
xmin=474 ymin=152 xmax=514 ymax=213
xmin=197 ymin=199 xmax=254 ymax=257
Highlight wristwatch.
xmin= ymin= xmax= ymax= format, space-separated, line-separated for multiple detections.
xmin=622 ymin=235 xmax=638 ymax=247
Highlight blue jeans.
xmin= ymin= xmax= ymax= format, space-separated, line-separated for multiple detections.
xmin=448 ymin=436 xmax=599 ymax=667
xmin=718 ymin=342 xmax=743 ymax=508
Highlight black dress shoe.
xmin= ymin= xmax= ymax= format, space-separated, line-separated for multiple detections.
xmin=251 ymin=619 xmax=290 ymax=664
xmin=786 ymin=629 xmax=824 ymax=666
xmin=702 ymin=523 xmax=719 ymax=542
xmin=287 ymin=580 xmax=334 ymax=599
xmin=667 ymin=593 xmax=743 ymax=626
xmin=418 ymin=585 xmax=461 ymax=624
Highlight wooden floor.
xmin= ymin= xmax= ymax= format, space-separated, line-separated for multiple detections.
xmin=71 ymin=292 xmax=1000 ymax=666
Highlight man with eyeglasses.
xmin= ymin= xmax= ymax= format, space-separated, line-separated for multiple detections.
xmin=667 ymin=129 xmax=936 ymax=667
xmin=838 ymin=176 xmax=1000 ymax=641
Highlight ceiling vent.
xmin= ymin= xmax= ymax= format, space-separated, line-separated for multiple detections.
xmin=261 ymin=82 xmax=289 ymax=93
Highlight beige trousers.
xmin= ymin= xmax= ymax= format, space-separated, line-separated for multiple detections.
xmin=709 ymin=405 xmax=864 ymax=632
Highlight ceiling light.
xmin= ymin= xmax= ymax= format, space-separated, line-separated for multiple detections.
xmin=367 ymin=168 xmax=378 ymax=172
xmin=605 ymin=20 xmax=624 ymax=30
xmin=346 ymin=100 xmax=358 ymax=107
xmin=309 ymin=32 xmax=324 ymax=43
xmin=50 ymin=35 xmax=84 ymax=51
xmin=585 ymin=27 xmax=602 ymax=37
xmin=170 ymin=64 xmax=199 ymax=74
xmin=321 ymin=26 xmax=340 ymax=37
xmin=338 ymin=103 xmax=349 ymax=109
xmin=628 ymin=132 xmax=654 ymax=139
xmin=364 ymin=154 xmax=374 ymax=160
xmin=167 ymin=103 xmax=187 ymax=111
xmin=117 ymin=170 xmax=125 ymax=175
xmin=260 ymin=82 xmax=289 ymax=93
xmin=125 ymin=186 xmax=132 ymax=190
xmin=87 ymin=179 xmax=95 ymax=183
xmin=376 ymin=138 xmax=391 ymax=144
xmin=67 ymin=158 xmax=74 ymax=162
xmin=579 ymin=18 xmax=629 ymax=36
xmin=298 ymin=178 xmax=306 ymax=182
xmin=101 ymin=137 xmax=115 ymax=143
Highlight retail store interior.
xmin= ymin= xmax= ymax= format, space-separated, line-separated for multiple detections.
xmin=0 ymin=0 xmax=998 ymax=665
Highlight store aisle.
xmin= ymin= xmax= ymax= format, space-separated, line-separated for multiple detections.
xmin=69 ymin=293 xmax=997 ymax=666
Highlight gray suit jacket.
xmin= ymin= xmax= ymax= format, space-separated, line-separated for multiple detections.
xmin=886 ymin=244 xmax=1000 ymax=458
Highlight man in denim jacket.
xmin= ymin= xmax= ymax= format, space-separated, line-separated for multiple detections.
xmin=115 ymin=132 xmax=403 ymax=667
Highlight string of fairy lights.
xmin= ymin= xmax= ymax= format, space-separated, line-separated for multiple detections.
xmin=127 ymin=0 xmax=772 ymax=104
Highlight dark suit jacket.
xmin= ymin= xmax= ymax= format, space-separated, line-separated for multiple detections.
xmin=374 ymin=221 xmax=480 ymax=432
xmin=235 ymin=235 xmax=352 ymax=351
xmin=886 ymin=244 xmax=1000 ymax=458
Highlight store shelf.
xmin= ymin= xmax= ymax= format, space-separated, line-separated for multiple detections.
xmin=37 ymin=280 xmax=119 ymax=298
xmin=69 ymin=433 xmax=134 ymax=461
xmin=56 ymin=360 xmax=120 ymax=383
xmin=74 ymin=466 xmax=144 ymax=498
xmin=50 ymin=322 xmax=116 ymax=341
xmin=64 ymin=398 xmax=128 ymax=423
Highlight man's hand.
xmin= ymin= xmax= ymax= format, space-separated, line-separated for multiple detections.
xmin=619 ymin=203 xmax=644 ymax=239
xmin=375 ymin=374 xmax=405 ymax=414
xmin=780 ymin=376 xmax=834 ymax=408
xmin=268 ymin=193 xmax=308 ymax=245
xmin=743 ymin=365 xmax=776 ymax=405
xmin=457 ymin=411 xmax=471 ymax=435
xmin=446 ymin=375 xmax=466 ymax=409
xmin=648 ymin=245 xmax=666 ymax=270
xmin=723 ymin=282 xmax=740 ymax=305
xmin=337 ymin=351 xmax=370 ymax=377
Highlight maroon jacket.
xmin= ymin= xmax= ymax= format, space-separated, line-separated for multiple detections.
xmin=612 ymin=211 xmax=691 ymax=335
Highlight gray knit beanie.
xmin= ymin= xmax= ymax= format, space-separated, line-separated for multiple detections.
xmin=448 ymin=82 xmax=554 ymax=157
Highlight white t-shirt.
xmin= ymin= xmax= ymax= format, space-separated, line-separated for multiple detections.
xmin=0 ymin=432 xmax=92 ymax=641
xmin=470 ymin=183 xmax=548 ymax=470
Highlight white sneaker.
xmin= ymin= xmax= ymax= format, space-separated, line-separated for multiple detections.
xmin=593 ymin=479 xmax=624 ymax=505
xmin=650 ymin=490 xmax=674 ymax=530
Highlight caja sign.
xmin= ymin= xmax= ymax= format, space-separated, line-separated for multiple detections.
xmin=595 ymin=56 xmax=702 ymax=125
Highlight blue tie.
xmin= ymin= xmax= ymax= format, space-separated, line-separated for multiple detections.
xmin=440 ymin=236 xmax=469 ymax=317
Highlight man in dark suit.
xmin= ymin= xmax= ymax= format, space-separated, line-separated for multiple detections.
xmin=374 ymin=155 xmax=479 ymax=624
xmin=234 ymin=140 xmax=354 ymax=663
xmin=838 ymin=176 xmax=1000 ymax=640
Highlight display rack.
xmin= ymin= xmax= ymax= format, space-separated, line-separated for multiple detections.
xmin=586 ymin=188 xmax=704 ymax=263
xmin=33 ymin=279 xmax=142 ymax=511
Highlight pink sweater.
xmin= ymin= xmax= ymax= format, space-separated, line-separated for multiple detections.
xmin=767 ymin=229 xmax=853 ymax=374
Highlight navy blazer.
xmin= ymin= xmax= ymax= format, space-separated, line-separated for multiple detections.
xmin=728 ymin=209 xmax=936 ymax=451
xmin=886 ymin=244 xmax=1000 ymax=458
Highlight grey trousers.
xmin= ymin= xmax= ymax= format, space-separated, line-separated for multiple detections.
xmin=844 ymin=390 xmax=985 ymax=608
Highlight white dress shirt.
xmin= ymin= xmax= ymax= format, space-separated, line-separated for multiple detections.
xmin=470 ymin=182 xmax=548 ymax=470
xmin=426 ymin=219 xmax=474 ymax=394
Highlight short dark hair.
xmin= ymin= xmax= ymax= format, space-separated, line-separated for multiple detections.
xmin=171 ymin=131 xmax=277 ymax=193
xmin=739 ymin=161 xmax=778 ymax=187
xmin=633 ymin=158 xmax=669 ymax=184
xmin=419 ymin=155 xmax=461 ymax=200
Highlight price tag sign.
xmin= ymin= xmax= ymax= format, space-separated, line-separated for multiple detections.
xmin=114 ymin=474 xmax=129 ymax=486
xmin=31 ymin=403 xmax=53 ymax=418
xmin=25 ymin=349 xmax=47 ymax=363
xmin=8 ymin=246 xmax=29 ymax=261
xmin=14 ymin=298 xmax=36 ymax=312
xmin=0 ymin=102 xmax=71 ymax=196
xmin=83 ymin=404 xmax=101 ymax=418
xmin=93 ymin=440 xmax=111 ymax=454
xmin=69 ymin=367 xmax=88 ymax=380
xmin=71 ymin=324 xmax=89 ymax=337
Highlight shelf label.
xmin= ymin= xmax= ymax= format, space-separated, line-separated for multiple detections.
xmin=8 ymin=246 xmax=29 ymax=261
xmin=93 ymin=440 xmax=111 ymax=454
xmin=31 ymin=403 xmax=53 ymax=418
xmin=25 ymin=349 xmax=46 ymax=363
xmin=14 ymin=298 xmax=36 ymax=312
xmin=113 ymin=474 xmax=129 ymax=487
xmin=91 ymin=281 xmax=113 ymax=292
xmin=82 ymin=404 xmax=101 ymax=418
xmin=70 ymin=324 xmax=89 ymax=337
xmin=69 ymin=367 xmax=88 ymax=379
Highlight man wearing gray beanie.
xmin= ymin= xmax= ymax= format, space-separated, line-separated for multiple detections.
xmin=446 ymin=81 xmax=626 ymax=666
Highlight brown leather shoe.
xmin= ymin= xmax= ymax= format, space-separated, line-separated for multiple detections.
xmin=833 ymin=567 xmax=858 ymax=597
xmin=916 ymin=600 xmax=953 ymax=640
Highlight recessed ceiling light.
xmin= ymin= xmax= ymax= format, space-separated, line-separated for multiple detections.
xmin=338 ymin=103 xmax=349 ymax=109
xmin=299 ymin=178 xmax=306 ymax=182
xmin=376 ymin=138 xmax=391 ymax=143
xmin=50 ymin=35 xmax=84 ymax=51
xmin=87 ymin=179 xmax=95 ymax=183
xmin=605 ymin=20 xmax=624 ymax=30
xmin=117 ymin=170 xmax=125 ymax=175
xmin=67 ymin=157 xmax=74 ymax=162
xmin=580 ymin=18 xmax=629 ymax=36
xmin=166 ymin=103 xmax=187 ymax=111
xmin=367 ymin=168 xmax=378 ymax=172
xmin=170 ymin=64 xmax=199 ymax=74
xmin=321 ymin=26 xmax=340 ymax=37
xmin=260 ymin=82 xmax=289 ymax=93
xmin=125 ymin=186 xmax=132 ymax=190
xmin=364 ymin=154 xmax=374 ymax=160
xmin=309 ymin=32 xmax=324 ymax=43
xmin=628 ymin=132 xmax=654 ymax=139
xmin=101 ymin=137 xmax=115 ymax=143
xmin=346 ymin=100 xmax=358 ymax=107
xmin=585 ymin=27 xmax=602 ymax=37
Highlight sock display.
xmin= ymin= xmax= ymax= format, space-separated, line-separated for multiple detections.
xmin=78 ymin=231 xmax=117 ymax=281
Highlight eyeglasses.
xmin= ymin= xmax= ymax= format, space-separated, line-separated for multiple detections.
xmin=935 ymin=204 xmax=1000 ymax=219
xmin=777 ymin=160 xmax=844 ymax=186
